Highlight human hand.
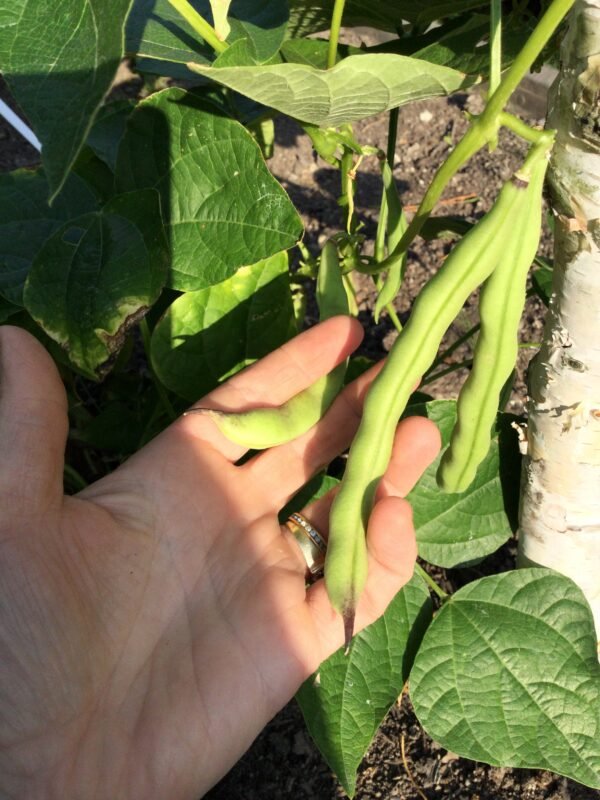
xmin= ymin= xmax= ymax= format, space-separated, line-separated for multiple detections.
xmin=0 ymin=318 xmax=440 ymax=799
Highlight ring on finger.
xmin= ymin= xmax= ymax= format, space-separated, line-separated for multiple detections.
xmin=284 ymin=512 xmax=327 ymax=579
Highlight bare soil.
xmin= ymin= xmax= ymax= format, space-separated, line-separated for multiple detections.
xmin=1 ymin=71 xmax=596 ymax=800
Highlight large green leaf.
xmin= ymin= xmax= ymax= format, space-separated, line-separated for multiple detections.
xmin=406 ymin=401 xmax=519 ymax=568
xmin=226 ymin=0 xmax=288 ymax=63
xmin=410 ymin=569 xmax=600 ymax=789
xmin=188 ymin=54 xmax=468 ymax=127
xmin=116 ymin=87 xmax=302 ymax=290
xmin=296 ymin=575 xmax=433 ymax=797
xmin=286 ymin=0 xmax=488 ymax=36
xmin=86 ymin=100 xmax=135 ymax=172
xmin=409 ymin=15 xmax=532 ymax=77
xmin=0 ymin=0 xmax=133 ymax=202
xmin=126 ymin=0 xmax=287 ymax=74
xmin=151 ymin=251 xmax=295 ymax=399
xmin=23 ymin=190 xmax=168 ymax=378
xmin=0 ymin=169 xmax=98 ymax=306
xmin=126 ymin=0 xmax=213 ymax=71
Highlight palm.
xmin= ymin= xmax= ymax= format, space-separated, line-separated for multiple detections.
xmin=0 ymin=320 xmax=439 ymax=799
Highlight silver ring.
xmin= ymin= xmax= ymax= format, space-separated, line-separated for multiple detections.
xmin=284 ymin=512 xmax=327 ymax=577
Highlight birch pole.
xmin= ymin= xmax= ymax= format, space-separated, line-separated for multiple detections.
xmin=518 ymin=0 xmax=600 ymax=648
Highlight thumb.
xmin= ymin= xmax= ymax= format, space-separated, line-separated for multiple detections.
xmin=0 ymin=326 xmax=68 ymax=515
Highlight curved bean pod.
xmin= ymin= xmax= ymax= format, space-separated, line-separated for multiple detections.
xmin=184 ymin=241 xmax=348 ymax=449
xmin=325 ymin=167 xmax=538 ymax=646
xmin=437 ymin=139 xmax=552 ymax=492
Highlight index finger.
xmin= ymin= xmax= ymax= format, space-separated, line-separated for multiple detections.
xmin=167 ymin=316 xmax=364 ymax=462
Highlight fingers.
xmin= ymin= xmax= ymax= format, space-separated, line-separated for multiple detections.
xmin=162 ymin=316 xmax=364 ymax=463
xmin=247 ymin=375 xmax=439 ymax=513
xmin=0 ymin=326 xmax=68 ymax=515
xmin=280 ymin=410 xmax=438 ymax=581
xmin=306 ymin=496 xmax=417 ymax=658
xmin=376 ymin=414 xmax=442 ymax=500
xmin=294 ymin=415 xmax=440 ymax=537
xmin=242 ymin=359 xmax=382 ymax=507
xmin=283 ymin=416 xmax=439 ymax=655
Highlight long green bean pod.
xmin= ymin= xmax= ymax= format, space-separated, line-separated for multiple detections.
xmin=325 ymin=165 xmax=539 ymax=647
xmin=374 ymin=158 xmax=407 ymax=323
xmin=184 ymin=241 xmax=348 ymax=448
xmin=437 ymin=135 xmax=553 ymax=493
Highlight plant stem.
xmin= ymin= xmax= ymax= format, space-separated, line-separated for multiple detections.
xmin=343 ymin=273 xmax=359 ymax=316
xmin=426 ymin=322 xmax=480 ymax=374
xmin=375 ymin=109 xmax=400 ymax=262
xmin=500 ymin=111 xmax=549 ymax=143
xmin=167 ymin=0 xmax=228 ymax=54
xmin=489 ymin=0 xmax=503 ymax=96
xmin=327 ymin=0 xmax=347 ymax=68
xmin=379 ymin=0 xmax=575 ymax=268
xmin=484 ymin=0 xmax=575 ymax=120
xmin=139 ymin=318 xmax=177 ymax=422
xmin=384 ymin=125 xmax=482 ymax=265
xmin=415 ymin=563 xmax=449 ymax=600
xmin=341 ymin=147 xmax=355 ymax=233
xmin=421 ymin=358 xmax=473 ymax=387
xmin=386 ymin=302 xmax=403 ymax=333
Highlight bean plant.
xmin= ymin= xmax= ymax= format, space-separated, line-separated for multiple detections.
xmin=0 ymin=0 xmax=598 ymax=795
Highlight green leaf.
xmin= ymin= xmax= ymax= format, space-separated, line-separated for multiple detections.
xmin=532 ymin=256 xmax=554 ymax=306
xmin=410 ymin=14 xmax=533 ymax=77
xmin=86 ymin=100 xmax=135 ymax=172
xmin=23 ymin=190 xmax=168 ymax=378
xmin=406 ymin=401 xmax=519 ymax=568
xmin=410 ymin=569 xmax=600 ymax=789
xmin=296 ymin=575 xmax=433 ymax=797
xmin=0 ymin=0 xmax=133 ymax=201
xmin=126 ymin=0 xmax=213 ymax=69
xmin=116 ymin=87 xmax=302 ymax=290
xmin=226 ymin=0 xmax=288 ymax=63
xmin=151 ymin=251 xmax=295 ymax=399
xmin=188 ymin=54 xmax=468 ymax=127
xmin=0 ymin=169 xmax=98 ymax=306
xmin=287 ymin=0 xmax=488 ymax=36
xmin=281 ymin=38 xmax=362 ymax=69
xmin=279 ymin=473 xmax=338 ymax=523
xmin=126 ymin=0 xmax=287 ymax=73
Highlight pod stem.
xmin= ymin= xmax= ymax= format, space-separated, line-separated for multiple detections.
xmin=343 ymin=610 xmax=355 ymax=654
xmin=379 ymin=0 xmax=574 ymax=268
xmin=414 ymin=563 xmax=449 ymax=601
xmin=166 ymin=0 xmax=228 ymax=54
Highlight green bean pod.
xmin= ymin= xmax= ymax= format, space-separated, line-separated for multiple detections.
xmin=374 ymin=159 xmax=407 ymax=323
xmin=325 ymin=163 xmax=540 ymax=646
xmin=184 ymin=241 xmax=348 ymax=448
xmin=437 ymin=140 xmax=552 ymax=493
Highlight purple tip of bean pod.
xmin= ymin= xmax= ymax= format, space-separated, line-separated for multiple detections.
xmin=343 ymin=610 xmax=355 ymax=656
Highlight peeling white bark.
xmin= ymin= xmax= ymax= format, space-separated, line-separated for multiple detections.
xmin=518 ymin=0 xmax=600 ymax=649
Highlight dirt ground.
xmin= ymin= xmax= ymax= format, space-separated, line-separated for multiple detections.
xmin=1 ymin=69 xmax=597 ymax=800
